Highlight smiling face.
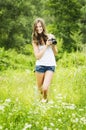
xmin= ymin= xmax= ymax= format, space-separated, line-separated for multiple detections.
xmin=36 ymin=22 xmax=43 ymax=34
xmin=33 ymin=18 xmax=47 ymax=44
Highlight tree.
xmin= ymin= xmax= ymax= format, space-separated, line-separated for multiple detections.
xmin=0 ymin=0 xmax=43 ymax=50
xmin=44 ymin=0 xmax=82 ymax=51
xmin=79 ymin=0 xmax=86 ymax=44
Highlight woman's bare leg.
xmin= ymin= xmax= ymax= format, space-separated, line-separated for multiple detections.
xmin=35 ymin=72 xmax=45 ymax=94
xmin=42 ymin=71 xmax=54 ymax=100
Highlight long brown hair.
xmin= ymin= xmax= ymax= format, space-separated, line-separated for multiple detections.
xmin=32 ymin=18 xmax=48 ymax=45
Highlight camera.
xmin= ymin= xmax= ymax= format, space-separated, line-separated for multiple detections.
xmin=48 ymin=38 xmax=57 ymax=45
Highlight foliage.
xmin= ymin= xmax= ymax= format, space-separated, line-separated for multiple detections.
xmin=0 ymin=55 xmax=86 ymax=129
xmin=0 ymin=1 xmax=86 ymax=128
xmin=57 ymin=51 xmax=86 ymax=68
xmin=79 ymin=0 xmax=86 ymax=44
xmin=0 ymin=46 xmax=35 ymax=71
xmin=0 ymin=43 xmax=86 ymax=71
xmin=43 ymin=0 xmax=83 ymax=51
xmin=0 ymin=0 xmax=85 ymax=52
xmin=0 ymin=46 xmax=86 ymax=129
xmin=0 ymin=0 xmax=43 ymax=49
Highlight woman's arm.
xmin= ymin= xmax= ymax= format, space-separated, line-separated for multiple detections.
xmin=32 ymin=41 xmax=48 ymax=60
xmin=48 ymin=34 xmax=58 ymax=56
xmin=51 ymin=44 xmax=58 ymax=56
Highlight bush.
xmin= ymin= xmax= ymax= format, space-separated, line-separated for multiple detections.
xmin=0 ymin=47 xmax=35 ymax=71
xmin=57 ymin=51 xmax=86 ymax=68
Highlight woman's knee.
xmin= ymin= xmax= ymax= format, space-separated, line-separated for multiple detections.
xmin=42 ymin=87 xmax=48 ymax=92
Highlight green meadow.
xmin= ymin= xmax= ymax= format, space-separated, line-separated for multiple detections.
xmin=0 ymin=0 xmax=85 ymax=129
xmin=0 ymin=47 xmax=86 ymax=130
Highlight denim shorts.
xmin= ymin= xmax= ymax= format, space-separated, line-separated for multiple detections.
xmin=35 ymin=65 xmax=55 ymax=73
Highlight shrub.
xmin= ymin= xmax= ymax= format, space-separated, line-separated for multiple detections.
xmin=0 ymin=47 xmax=35 ymax=71
xmin=57 ymin=51 xmax=86 ymax=68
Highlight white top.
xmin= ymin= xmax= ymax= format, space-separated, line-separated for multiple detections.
xmin=36 ymin=45 xmax=56 ymax=66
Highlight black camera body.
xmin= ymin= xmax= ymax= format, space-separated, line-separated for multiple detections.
xmin=48 ymin=38 xmax=57 ymax=45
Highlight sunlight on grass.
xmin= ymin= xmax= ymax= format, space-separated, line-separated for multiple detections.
xmin=0 ymin=52 xmax=86 ymax=129
xmin=50 ymin=66 xmax=86 ymax=106
xmin=0 ymin=65 xmax=86 ymax=130
xmin=0 ymin=69 xmax=35 ymax=106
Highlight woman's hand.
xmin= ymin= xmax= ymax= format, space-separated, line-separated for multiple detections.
xmin=46 ymin=39 xmax=52 ymax=46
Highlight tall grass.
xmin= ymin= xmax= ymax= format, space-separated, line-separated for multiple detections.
xmin=0 ymin=49 xmax=86 ymax=130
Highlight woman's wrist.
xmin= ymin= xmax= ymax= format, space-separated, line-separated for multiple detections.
xmin=51 ymin=44 xmax=55 ymax=48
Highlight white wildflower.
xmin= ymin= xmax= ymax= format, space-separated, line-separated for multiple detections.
xmin=16 ymin=98 xmax=19 ymax=102
xmin=57 ymin=93 xmax=62 ymax=97
xmin=0 ymin=125 xmax=3 ymax=130
xmin=5 ymin=98 xmax=11 ymax=103
xmin=79 ymin=108 xmax=84 ymax=112
xmin=54 ymin=89 xmax=56 ymax=92
xmin=75 ymin=118 xmax=79 ymax=123
xmin=48 ymin=128 xmax=52 ymax=130
xmin=80 ymin=117 xmax=86 ymax=125
xmin=56 ymin=94 xmax=63 ymax=101
xmin=64 ymin=103 xmax=76 ymax=110
xmin=56 ymin=128 xmax=59 ymax=130
xmin=22 ymin=123 xmax=32 ymax=130
xmin=71 ymin=118 xmax=79 ymax=123
xmin=35 ymin=121 xmax=39 ymax=125
xmin=72 ymin=113 xmax=76 ymax=118
xmin=0 ymin=105 xmax=5 ymax=111
xmin=69 ymin=104 xmax=76 ymax=110
xmin=62 ymin=102 xmax=67 ymax=106
xmin=48 ymin=100 xmax=54 ymax=105
xmin=50 ymin=122 xmax=54 ymax=127
xmin=58 ymin=119 xmax=62 ymax=122
xmin=43 ymin=126 xmax=48 ymax=130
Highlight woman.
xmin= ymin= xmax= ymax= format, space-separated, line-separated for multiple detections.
xmin=32 ymin=18 xmax=57 ymax=103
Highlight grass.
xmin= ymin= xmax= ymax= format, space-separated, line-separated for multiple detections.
xmin=0 ymin=65 xmax=86 ymax=130
xmin=0 ymin=50 xmax=86 ymax=130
